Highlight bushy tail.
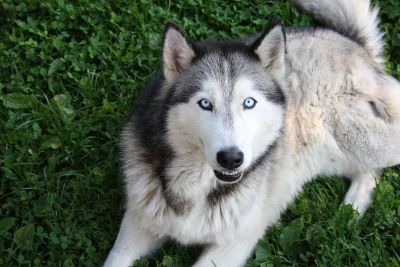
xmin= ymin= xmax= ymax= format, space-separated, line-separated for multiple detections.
xmin=292 ymin=0 xmax=385 ymax=65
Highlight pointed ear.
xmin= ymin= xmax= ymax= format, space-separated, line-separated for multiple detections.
xmin=252 ymin=23 xmax=286 ymax=77
xmin=162 ymin=23 xmax=195 ymax=83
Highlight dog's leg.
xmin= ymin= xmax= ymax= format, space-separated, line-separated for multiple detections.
xmin=103 ymin=210 xmax=161 ymax=267
xmin=192 ymin=231 xmax=262 ymax=267
xmin=344 ymin=169 xmax=381 ymax=215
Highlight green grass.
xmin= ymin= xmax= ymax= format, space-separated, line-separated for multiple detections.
xmin=1 ymin=0 xmax=399 ymax=266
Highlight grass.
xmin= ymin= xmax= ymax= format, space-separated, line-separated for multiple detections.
xmin=0 ymin=0 xmax=399 ymax=266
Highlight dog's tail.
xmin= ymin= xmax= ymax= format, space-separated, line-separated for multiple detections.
xmin=292 ymin=0 xmax=384 ymax=65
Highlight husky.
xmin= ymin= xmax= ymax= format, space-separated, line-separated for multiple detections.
xmin=104 ymin=0 xmax=400 ymax=266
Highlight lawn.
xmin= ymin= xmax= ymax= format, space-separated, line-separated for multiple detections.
xmin=1 ymin=0 xmax=399 ymax=266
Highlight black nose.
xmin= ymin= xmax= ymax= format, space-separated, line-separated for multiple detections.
xmin=216 ymin=147 xmax=244 ymax=170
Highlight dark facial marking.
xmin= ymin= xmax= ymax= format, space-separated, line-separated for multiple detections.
xmin=128 ymin=72 xmax=193 ymax=216
xmin=261 ymin=79 xmax=286 ymax=105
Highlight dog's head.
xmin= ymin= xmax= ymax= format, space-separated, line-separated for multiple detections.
xmin=162 ymin=23 xmax=287 ymax=183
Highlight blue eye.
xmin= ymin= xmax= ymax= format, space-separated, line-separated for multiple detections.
xmin=243 ymin=97 xmax=257 ymax=109
xmin=198 ymin=98 xmax=213 ymax=111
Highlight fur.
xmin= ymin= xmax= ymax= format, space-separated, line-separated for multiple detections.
xmin=104 ymin=1 xmax=400 ymax=266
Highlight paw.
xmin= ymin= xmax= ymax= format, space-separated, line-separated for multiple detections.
xmin=344 ymin=192 xmax=372 ymax=215
xmin=344 ymin=178 xmax=376 ymax=215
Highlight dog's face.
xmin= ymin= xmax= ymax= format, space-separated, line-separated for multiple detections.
xmin=163 ymin=23 xmax=286 ymax=183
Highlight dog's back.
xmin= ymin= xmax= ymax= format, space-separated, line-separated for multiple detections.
xmin=268 ymin=0 xmax=400 ymax=216
xmin=287 ymin=0 xmax=400 ymax=166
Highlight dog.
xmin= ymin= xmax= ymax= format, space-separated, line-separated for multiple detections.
xmin=104 ymin=0 xmax=400 ymax=266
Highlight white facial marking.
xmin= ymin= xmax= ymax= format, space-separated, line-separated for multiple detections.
xmin=167 ymin=74 xmax=285 ymax=176
xmin=234 ymin=77 xmax=254 ymax=94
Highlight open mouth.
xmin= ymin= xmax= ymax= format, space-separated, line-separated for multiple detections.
xmin=214 ymin=170 xmax=243 ymax=183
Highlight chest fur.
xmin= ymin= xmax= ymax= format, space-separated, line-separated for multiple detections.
xmin=125 ymin=162 xmax=266 ymax=244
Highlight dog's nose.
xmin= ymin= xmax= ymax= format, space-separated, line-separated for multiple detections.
xmin=216 ymin=147 xmax=244 ymax=170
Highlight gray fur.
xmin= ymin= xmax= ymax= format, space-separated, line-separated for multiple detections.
xmin=292 ymin=0 xmax=384 ymax=65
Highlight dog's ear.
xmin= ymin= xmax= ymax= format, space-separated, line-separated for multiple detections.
xmin=162 ymin=23 xmax=195 ymax=83
xmin=252 ymin=23 xmax=286 ymax=78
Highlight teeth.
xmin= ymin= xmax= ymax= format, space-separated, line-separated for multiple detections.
xmin=221 ymin=172 xmax=240 ymax=176
xmin=214 ymin=170 xmax=243 ymax=182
